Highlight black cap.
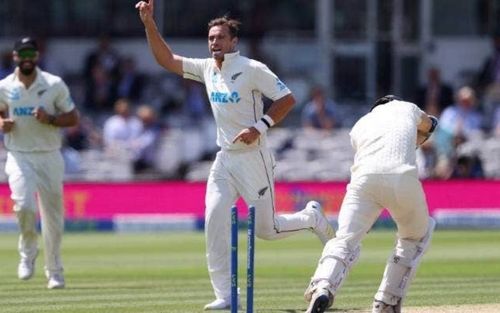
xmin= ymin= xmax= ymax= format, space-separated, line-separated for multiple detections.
xmin=14 ymin=37 xmax=38 ymax=52
xmin=370 ymin=95 xmax=402 ymax=112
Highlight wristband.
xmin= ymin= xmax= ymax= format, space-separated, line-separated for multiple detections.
xmin=253 ymin=119 xmax=269 ymax=134
xmin=429 ymin=115 xmax=438 ymax=133
xmin=261 ymin=114 xmax=275 ymax=128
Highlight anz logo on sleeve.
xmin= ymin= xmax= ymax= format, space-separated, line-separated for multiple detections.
xmin=210 ymin=91 xmax=241 ymax=105
xmin=7 ymin=88 xmax=21 ymax=101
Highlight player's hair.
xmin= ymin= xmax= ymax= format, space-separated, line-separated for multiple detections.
xmin=370 ymin=95 xmax=402 ymax=111
xmin=208 ymin=16 xmax=241 ymax=38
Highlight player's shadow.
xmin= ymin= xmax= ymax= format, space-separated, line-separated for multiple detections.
xmin=268 ymin=308 xmax=362 ymax=313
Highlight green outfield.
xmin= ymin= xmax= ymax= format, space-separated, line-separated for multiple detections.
xmin=0 ymin=230 xmax=499 ymax=313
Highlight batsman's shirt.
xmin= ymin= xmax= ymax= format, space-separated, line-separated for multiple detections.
xmin=182 ymin=51 xmax=291 ymax=151
xmin=0 ymin=68 xmax=75 ymax=152
xmin=349 ymin=100 xmax=424 ymax=179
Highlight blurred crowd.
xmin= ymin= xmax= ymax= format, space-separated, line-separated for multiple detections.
xmin=0 ymin=35 xmax=499 ymax=181
xmin=411 ymin=34 xmax=500 ymax=180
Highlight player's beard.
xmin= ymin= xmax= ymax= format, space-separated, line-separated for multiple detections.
xmin=18 ymin=61 xmax=36 ymax=76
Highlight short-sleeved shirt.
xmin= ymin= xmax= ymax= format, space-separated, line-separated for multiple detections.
xmin=0 ymin=68 xmax=75 ymax=152
xmin=349 ymin=100 xmax=424 ymax=179
xmin=182 ymin=51 xmax=291 ymax=151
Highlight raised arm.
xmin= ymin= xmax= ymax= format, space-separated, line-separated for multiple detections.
xmin=135 ymin=0 xmax=183 ymax=75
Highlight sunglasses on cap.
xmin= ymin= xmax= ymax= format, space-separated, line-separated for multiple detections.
xmin=17 ymin=49 xmax=37 ymax=59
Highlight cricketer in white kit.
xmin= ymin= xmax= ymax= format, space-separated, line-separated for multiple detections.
xmin=135 ymin=1 xmax=335 ymax=310
xmin=0 ymin=37 xmax=79 ymax=289
xmin=304 ymin=96 xmax=438 ymax=313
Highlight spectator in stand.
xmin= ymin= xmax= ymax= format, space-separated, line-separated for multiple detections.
xmin=301 ymin=86 xmax=340 ymax=131
xmin=438 ymin=87 xmax=483 ymax=143
xmin=494 ymin=106 xmax=500 ymax=137
xmin=102 ymin=98 xmax=142 ymax=154
xmin=183 ymin=79 xmax=210 ymax=122
xmin=451 ymin=154 xmax=484 ymax=179
xmin=85 ymin=63 xmax=116 ymax=113
xmin=116 ymin=56 xmax=145 ymax=102
xmin=62 ymin=115 xmax=103 ymax=175
xmin=36 ymin=38 xmax=64 ymax=77
xmin=63 ymin=115 xmax=102 ymax=152
xmin=83 ymin=35 xmax=120 ymax=81
xmin=131 ymin=104 xmax=161 ymax=174
xmin=0 ymin=50 xmax=14 ymax=79
xmin=433 ymin=86 xmax=484 ymax=179
xmin=477 ymin=34 xmax=500 ymax=93
xmin=415 ymin=67 xmax=454 ymax=117
xmin=83 ymin=36 xmax=120 ymax=113
xmin=476 ymin=34 xmax=500 ymax=127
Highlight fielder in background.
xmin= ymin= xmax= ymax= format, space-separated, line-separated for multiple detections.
xmin=136 ymin=1 xmax=334 ymax=310
xmin=0 ymin=37 xmax=80 ymax=289
xmin=304 ymin=95 xmax=438 ymax=313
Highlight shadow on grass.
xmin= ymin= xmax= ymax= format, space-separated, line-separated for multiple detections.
xmin=265 ymin=307 xmax=365 ymax=313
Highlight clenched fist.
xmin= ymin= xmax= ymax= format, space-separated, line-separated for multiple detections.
xmin=0 ymin=118 xmax=14 ymax=133
xmin=135 ymin=0 xmax=154 ymax=24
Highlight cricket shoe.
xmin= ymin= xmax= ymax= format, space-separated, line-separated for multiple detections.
xmin=305 ymin=287 xmax=334 ymax=313
xmin=47 ymin=273 xmax=65 ymax=289
xmin=204 ymin=297 xmax=241 ymax=310
xmin=372 ymin=300 xmax=401 ymax=313
xmin=18 ymin=251 xmax=38 ymax=280
xmin=303 ymin=201 xmax=335 ymax=245
xmin=304 ymin=280 xmax=334 ymax=305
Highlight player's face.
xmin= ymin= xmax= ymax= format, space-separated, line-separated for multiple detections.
xmin=13 ymin=49 xmax=39 ymax=76
xmin=208 ymin=25 xmax=237 ymax=60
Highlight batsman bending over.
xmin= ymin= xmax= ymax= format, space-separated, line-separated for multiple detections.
xmin=136 ymin=1 xmax=335 ymax=310
xmin=304 ymin=96 xmax=438 ymax=313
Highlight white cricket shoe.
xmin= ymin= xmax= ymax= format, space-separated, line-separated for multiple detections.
xmin=372 ymin=300 xmax=401 ymax=313
xmin=304 ymin=280 xmax=334 ymax=305
xmin=305 ymin=287 xmax=334 ymax=313
xmin=204 ymin=297 xmax=240 ymax=311
xmin=18 ymin=255 xmax=37 ymax=280
xmin=47 ymin=273 xmax=65 ymax=289
xmin=303 ymin=201 xmax=335 ymax=245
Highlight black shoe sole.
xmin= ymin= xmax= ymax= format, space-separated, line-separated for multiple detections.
xmin=310 ymin=294 xmax=330 ymax=313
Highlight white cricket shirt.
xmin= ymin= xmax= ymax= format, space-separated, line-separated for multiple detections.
xmin=349 ymin=100 xmax=424 ymax=179
xmin=182 ymin=51 xmax=291 ymax=151
xmin=0 ymin=68 xmax=75 ymax=152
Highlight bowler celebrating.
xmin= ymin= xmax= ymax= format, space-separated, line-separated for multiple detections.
xmin=136 ymin=0 xmax=334 ymax=310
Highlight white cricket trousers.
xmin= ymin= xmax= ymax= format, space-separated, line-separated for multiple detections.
xmin=205 ymin=148 xmax=316 ymax=300
xmin=6 ymin=150 xmax=65 ymax=276
xmin=336 ymin=173 xmax=429 ymax=245
xmin=313 ymin=173 xmax=430 ymax=301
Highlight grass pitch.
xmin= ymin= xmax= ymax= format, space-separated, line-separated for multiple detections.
xmin=0 ymin=230 xmax=499 ymax=313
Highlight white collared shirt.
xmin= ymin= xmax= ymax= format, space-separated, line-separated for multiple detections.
xmin=349 ymin=100 xmax=424 ymax=179
xmin=0 ymin=67 xmax=75 ymax=152
xmin=183 ymin=51 xmax=291 ymax=151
